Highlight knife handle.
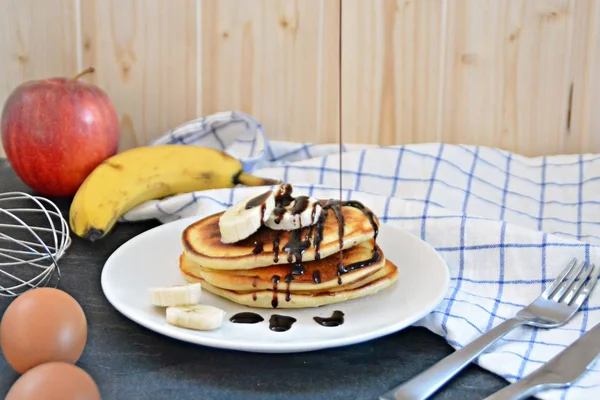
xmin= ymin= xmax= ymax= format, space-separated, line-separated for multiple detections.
xmin=483 ymin=372 xmax=566 ymax=400
xmin=379 ymin=318 xmax=527 ymax=400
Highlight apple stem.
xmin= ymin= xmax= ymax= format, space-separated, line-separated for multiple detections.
xmin=73 ymin=66 xmax=95 ymax=80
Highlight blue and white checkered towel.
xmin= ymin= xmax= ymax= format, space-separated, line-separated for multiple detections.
xmin=124 ymin=111 xmax=600 ymax=399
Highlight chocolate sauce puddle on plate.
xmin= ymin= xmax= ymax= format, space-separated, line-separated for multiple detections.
xmin=229 ymin=312 xmax=264 ymax=324
xmin=269 ymin=314 xmax=297 ymax=332
xmin=314 ymin=310 xmax=345 ymax=327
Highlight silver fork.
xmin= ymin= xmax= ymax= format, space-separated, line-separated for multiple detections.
xmin=380 ymin=258 xmax=598 ymax=400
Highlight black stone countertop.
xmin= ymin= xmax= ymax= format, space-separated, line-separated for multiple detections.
xmin=0 ymin=159 xmax=509 ymax=400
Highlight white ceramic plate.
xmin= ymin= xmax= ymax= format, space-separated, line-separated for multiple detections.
xmin=101 ymin=216 xmax=450 ymax=353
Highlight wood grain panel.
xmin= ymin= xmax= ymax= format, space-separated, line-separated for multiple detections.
xmin=441 ymin=0 xmax=575 ymax=156
xmin=340 ymin=0 xmax=445 ymax=145
xmin=81 ymin=0 xmax=197 ymax=150
xmin=565 ymin=0 xmax=600 ymax=154
xmin=0 ymin=0 xmax=78 ymax=157
xmin=508 ymin=0 xmax=574 ymax=155
xmin=1 ymin=0 xmax=599 ymax=158
xmin=201 ymin=0 xmax=340 ymax=143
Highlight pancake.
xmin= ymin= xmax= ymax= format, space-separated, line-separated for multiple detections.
xmin=182 ymin=201 xmax=379 ymax=270
xmin=182 ymin=260 xmax=398 ymax=309
xmin=179 ymin=239 xmax=385 ymax=292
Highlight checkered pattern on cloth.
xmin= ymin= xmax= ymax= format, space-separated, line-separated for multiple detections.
xmin=124 ymin=111 xmax=600 ymax=399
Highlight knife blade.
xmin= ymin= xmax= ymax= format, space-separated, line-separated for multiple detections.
xmin=484 ymin=321 xmax=600 ymax=400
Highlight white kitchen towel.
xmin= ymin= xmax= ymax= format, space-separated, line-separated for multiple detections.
xmin=124 ymin=111 xmax=600 ymax=399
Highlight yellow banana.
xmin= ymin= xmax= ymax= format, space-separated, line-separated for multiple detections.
xmin=69 ymin=144 xmax=278 ymax=241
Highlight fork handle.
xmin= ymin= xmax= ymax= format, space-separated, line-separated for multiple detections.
xmin=379 ymin=318 xmax=527 ymax=400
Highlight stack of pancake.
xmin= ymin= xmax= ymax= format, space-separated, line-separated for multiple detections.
xmin=179 ymin=197 xmax=398 ymax=309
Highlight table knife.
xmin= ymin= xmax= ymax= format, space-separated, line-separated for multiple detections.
xmin=483 ymin=321 xmax=600 ymax=400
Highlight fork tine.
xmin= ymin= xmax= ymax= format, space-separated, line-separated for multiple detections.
xmin=562 ymin=263 xmax=593 ymax=304
xmin=551 ymin=260 xmax=587 ymax=301
xmin=550 ymin=261 xmax=585 ymax=301
xmin=543 ymin=258 xmax=578 ymax=298
xmin=572 ymin=264 xmax=599 ymax=309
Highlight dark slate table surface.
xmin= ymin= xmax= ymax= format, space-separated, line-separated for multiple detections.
xmin=0 ymin=159 xmax=509 ymax=400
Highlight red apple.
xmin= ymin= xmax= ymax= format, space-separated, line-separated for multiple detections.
xmin=1 ymin=67 xmax=120 ymax=197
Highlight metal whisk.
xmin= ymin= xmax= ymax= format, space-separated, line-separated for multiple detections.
xmin=0 ymin=191 xmax=71 ymax=297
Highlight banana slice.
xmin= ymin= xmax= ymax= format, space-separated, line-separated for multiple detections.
xmin=149 ymin=283 xmax=202 ymax=307
xmin=219 ymin=190 xmax=276 ymax=243
xmin=265 ymin=195 xmax=322 ymax=230
xmin=166 ymin=304 xmax=225 ymax=331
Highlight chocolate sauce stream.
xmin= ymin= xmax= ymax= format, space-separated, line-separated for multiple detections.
xmin=338 ymin=0 xmax=344 ymax=283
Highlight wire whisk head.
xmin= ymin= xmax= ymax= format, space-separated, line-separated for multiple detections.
xmin=0 ymin=191 xmax=71 ymax=297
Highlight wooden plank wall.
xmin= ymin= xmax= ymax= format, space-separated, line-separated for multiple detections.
xmin=0 ymin=0 xmax=599 ymax=159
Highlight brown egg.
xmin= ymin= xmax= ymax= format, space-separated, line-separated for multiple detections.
xmin=0 ymin=287 xmax=88 ymax=373
xmin=5 ymin=361 xmax=101 ymax=400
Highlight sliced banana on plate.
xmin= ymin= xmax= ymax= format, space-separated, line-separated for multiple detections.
xmin=166 ymin=304 xmax=226 ymax=331
xmin=149 ymin=283 xmax=202 ymax=307
xmin=219 ymin=189 xmax=276 ymax=243
xmin=265 ymin=195 xmax=322 ymax=230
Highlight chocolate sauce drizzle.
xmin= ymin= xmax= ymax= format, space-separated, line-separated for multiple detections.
xmin=273 ymin=232 xmax=281 ymax=263
xmin=312 ymin=270 xmax=321 ymax=284
xmin=284 ymin=273 xmax=294 ymax=302
xmin=246 ymin=190 xmax=272 ymax=209
xmin=342 ymin=200 xmax=379 ymax=239
xmin=336 ymin=246 xmax=382 ymax=285
xmin=252 ymin=241 xmax=264 ymax=254
xmin=265 ymin=184 xmax=379 ymax=308
xmin=291 ymin=196 xmax=310 ymax=215
xmin=283 ymin=229 xmax=311 ymax=276
xmin=245 ymin=190 xmax=273 ymax=224
xmin=271 ymin=275 xmax=280 ymax=308
xmin=272 ymin=184 xmax=294 ymax=224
